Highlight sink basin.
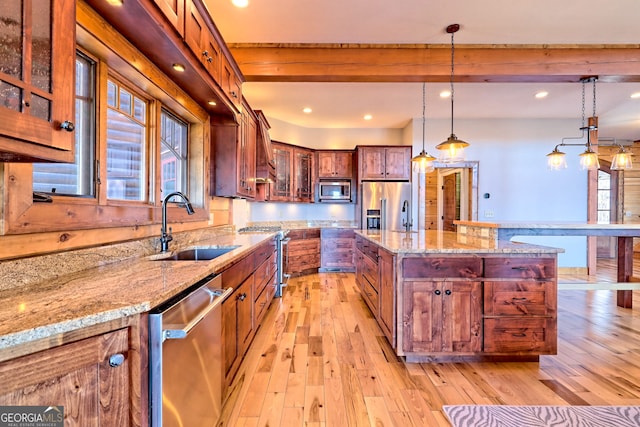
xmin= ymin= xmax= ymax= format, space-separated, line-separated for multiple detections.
xmin=155 ymin=246 xmax=240 ymax=261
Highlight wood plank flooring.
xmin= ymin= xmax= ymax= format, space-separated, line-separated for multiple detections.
xmin=218 ymin=260 xmax=640 ymax=426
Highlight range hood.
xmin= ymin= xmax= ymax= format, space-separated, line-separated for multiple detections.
xmin=255 ymin=110 xmax=276 ymax=183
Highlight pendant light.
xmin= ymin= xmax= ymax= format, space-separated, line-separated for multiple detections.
xmin=611 ymin=145 xmax=633 ymax=170
xmin=411 ymin=82 xmax=436 ymax=173
xmin=436 ymin=24 xmax=469 ymax=162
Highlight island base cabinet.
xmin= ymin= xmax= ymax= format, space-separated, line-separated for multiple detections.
xmin=402 ymin=280 xmax=482 ymax=354
xmin=0 ymin=328 xmax=131 ymax=426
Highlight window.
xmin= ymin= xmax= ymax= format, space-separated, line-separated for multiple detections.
xmin=597 ymin=170 xmax=611 ymax=224
xmin=32 ymin=52 xmax=96 ymax=196
xmin=106 ymin=79 xmax=148 ymax=201
xmin=160 ymin=109 xmax=188 ymax=195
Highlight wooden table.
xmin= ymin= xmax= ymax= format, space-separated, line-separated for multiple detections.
xmin=455 ymin=221 xmax=640 ymax=308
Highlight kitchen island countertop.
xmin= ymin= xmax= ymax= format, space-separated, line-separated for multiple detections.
xmin=355 ymin=229 xmax=563 ymax=255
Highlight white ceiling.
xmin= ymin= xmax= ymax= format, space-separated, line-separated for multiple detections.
xmin=206 ymin=0 xmax=640 ymax=140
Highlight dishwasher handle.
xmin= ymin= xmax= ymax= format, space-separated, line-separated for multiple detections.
xmin=163 ymin=287 xmax=233 ymax=341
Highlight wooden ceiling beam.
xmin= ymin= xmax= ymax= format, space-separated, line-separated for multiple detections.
xmin=228 ymin=44 xmax=640 ymax=83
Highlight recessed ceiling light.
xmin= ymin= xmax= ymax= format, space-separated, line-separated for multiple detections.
xmin=106 ymin=0 xmax=123 ymax=5
xmin=208 ymin=100 xmax=217 ymax=106
xmin=232 ymin=0 xmax=249 ymax=7
xmin=631 ymin=92 xmax=640 ymax=99
xmin=303 ymin=107 xmax=312 ymax=114
xmin=439 ymin=90 xmax=451 ymax=98
xmin=172 ymin=63 xmax=185 ymax=72
xmin=535 ymin=91 xmax=549 ymax=99
xmin=364 ymin=114 xmax=373 ymax=121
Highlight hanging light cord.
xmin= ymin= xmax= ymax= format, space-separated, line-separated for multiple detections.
xmin=422 ymin=82 xmax=426 ymax=151
xmin=449 ymin=28 xmax=455 ymax=135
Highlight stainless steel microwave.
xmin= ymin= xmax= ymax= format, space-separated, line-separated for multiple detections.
xmin=318 ymin=181 xmax=351 ymax=202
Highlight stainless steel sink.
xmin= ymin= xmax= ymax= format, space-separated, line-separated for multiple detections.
xmin=155 ymin=246 xmax=240 ymax=261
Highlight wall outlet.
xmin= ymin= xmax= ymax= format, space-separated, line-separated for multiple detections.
xmin=484 ymin=210 xmax=495 ymax=218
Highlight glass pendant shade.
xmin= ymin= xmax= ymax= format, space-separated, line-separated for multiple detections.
xmin=579 ymin=148 xmax=600 ymax=170
xmin=546 ymin=147 xmax=567 ymax=170
xmin=411 ymin=150 xmax=436 ymax=173
xmin=611 ymin=147 xmax=633 ymax=170
xmin=436 ymin=134 xmax=469 ymax=162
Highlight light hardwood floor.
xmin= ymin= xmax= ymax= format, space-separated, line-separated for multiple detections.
xmin=218 ymin=260 xmax=640 ymax=426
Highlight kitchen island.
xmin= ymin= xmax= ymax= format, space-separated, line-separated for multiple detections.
xmin=455 ymin=220 xmax=640 ymax=308
xmin=355 ymin=229 xmax=563 ymax=362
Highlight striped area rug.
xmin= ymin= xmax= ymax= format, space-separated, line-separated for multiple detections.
xmin=443 ymin=405 xmax=640 ymax=427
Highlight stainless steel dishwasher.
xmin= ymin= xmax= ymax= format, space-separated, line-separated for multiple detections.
xmin=149 ymin=273 xmax=232 ymax=427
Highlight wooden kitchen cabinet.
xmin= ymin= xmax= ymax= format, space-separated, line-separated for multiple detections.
xmin=402 ymin=279 xmax=482 ymax=354
xmin=220 ymin=54 xmax=243 ymax=111
xmin=285 ymin=229 xmax=320 ymax=276
xmin=293 ymin=147 xmax=314 ymax=202
xmin=0 ymin=0 xmax=76 ymax=162
xmin=184 ymin=0 xmax=221 ymax=82
xmin=221 ymin=254 xmax=255 ymax=389
xmin=271 ymin=142 xmax=293 ymax=201
xmin=317 ymin=150 xmax=354 ymax=178
xmin=320 ymin=228 xmax=355 ymax=272
xmin=213 ymin=98 xmax=257 ymax=198
xmin=358 ymin=146 xmax=412 ymax=181
xmin=154 ymin=0 xmax=185 ymax=36
xmin=482 ymin=257 xmax=557 ymax=354
xmin=0 ymin=328 xmax=134 ymax=426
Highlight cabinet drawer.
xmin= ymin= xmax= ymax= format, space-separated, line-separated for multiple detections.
xmin=322 ymin=252 xmax=355 ymax=268
xmin=255 ymin=273 xmax=276 ymax=324
xmin=484 ymin=257 xmax=556 ymax=279
xmin=402 ymin=257 xmax=482 ymax=279
xmin=222 ymin=254 xmax=254 ymax=288
xmin=322 ymin=229 xmax=355 ymax=239
xmin=254 ymin=239 xmax=275 ymax=268
xmin=361 ymin=278 xmax=378 ymax=314
xmin=254 ymin=253 xmax=275 ymax=299
xmin=322 ymin=238 xmax=355 ymax=252
xmin=362 ymin=255 xmax=378 ymax=292
xmin=483 ymin=317 xmax=556 ymax=354
xmin=484 ymin=282 xmax=554 ymax=316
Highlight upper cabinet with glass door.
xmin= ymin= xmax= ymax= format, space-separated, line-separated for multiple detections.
xmin=0 ymin=0 xmax=76 ymax=162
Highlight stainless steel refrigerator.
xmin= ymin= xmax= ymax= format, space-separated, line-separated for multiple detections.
xmin=361 ymin=182 xmax=412 ymax=231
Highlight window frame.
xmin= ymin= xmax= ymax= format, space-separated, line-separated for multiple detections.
xmin=3 ymin=19 xmax=210 ymax=236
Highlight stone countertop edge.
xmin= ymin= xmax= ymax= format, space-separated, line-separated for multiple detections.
xmin=0 ymin=232 xmax=275 ymax=352
xmin=354 ymin=229 xmax=564 ymax=254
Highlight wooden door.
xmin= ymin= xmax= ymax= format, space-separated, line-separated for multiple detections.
xmin=442 ymin=173 xmax=458 ymax=231
xmin=237 ymin=275 xmax=254 ymax=356
xmin=403 ymin=280 xmax=439 ymax=352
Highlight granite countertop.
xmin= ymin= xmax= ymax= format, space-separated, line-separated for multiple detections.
xmin=455 ymin=220 xmax=640 ymax=230
xmin=355 ymin=229 xmax=564 ymax=254
xmin=0 ymin=232 xmax=275 ymax=351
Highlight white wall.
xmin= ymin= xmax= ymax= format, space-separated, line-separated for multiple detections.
xmin=410 ymin=117 xmax=588 ymax=268
xmin=249 ymin=115 xmax=590 ymax=267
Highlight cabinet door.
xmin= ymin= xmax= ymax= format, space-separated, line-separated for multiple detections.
xmin=0 ymin=329 xmax=130 ymax=426
xmin=333 ymin=151 xmax=353 ymax=178
xmin=360 ymin=147 xmax=386 ymax=179
xmin=237 ymin=275 xmax=254 ymax=355
xmin=378 ymin=248 xmax=396 ymax=346
xmin=403 ymin=280 xmax=482 ymax=353
xmin=317 ymin=152 xmax=335 ymax=177
xmin=154 ymin=0 xmax=185 ymax=36
xmin=294 ymin=149 xmax=313 ymax=202
xmin=272 ymin=144 xmax=292 ymax=201
xmin=0 ymin=0 xmax=76 ymax=162
xmin=238 ymin=106 xmax=257 ymax=198
xmin=384 ymin=147 xmax=411 ymax=180
xmin=222 ymin=292 xmax=238 ymax=384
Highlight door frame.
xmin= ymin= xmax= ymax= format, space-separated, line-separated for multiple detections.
xmin=435 ymin=161 xmax=479 ymax=230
